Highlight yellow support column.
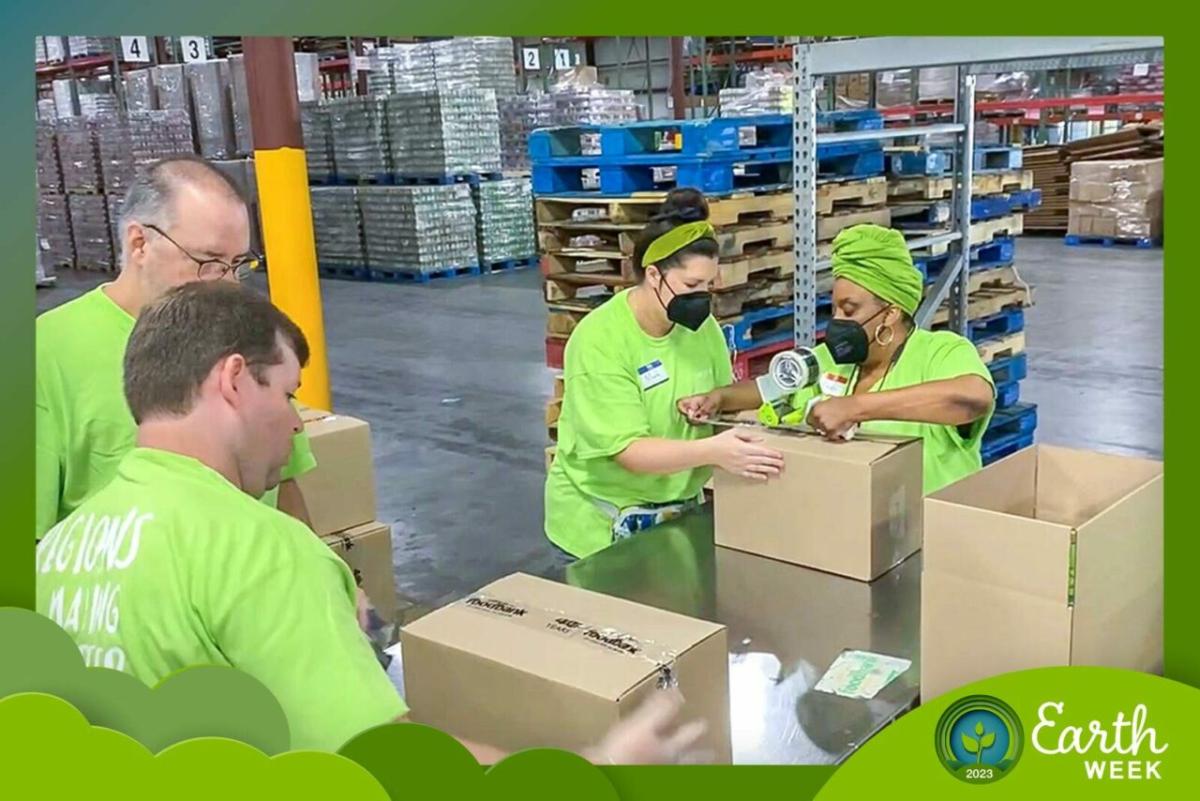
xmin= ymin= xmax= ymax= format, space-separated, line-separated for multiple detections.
xmin=243 ymin=37 xmax=332 ymax=411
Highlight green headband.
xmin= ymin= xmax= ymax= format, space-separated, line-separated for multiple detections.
xmin=830 ymin=223 xmax=924 ymax=316
xmin=641 ymin=221 xmax=716 ymax=269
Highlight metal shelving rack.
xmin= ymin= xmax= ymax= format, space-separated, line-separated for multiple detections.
xmin=791 ymin=36 xmax=1164 ymax=345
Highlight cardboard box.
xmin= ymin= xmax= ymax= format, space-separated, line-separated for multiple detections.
xmin=296 ymin=408 xmax=377 ymax=536
xmin=714 ymin=430 xmax=923 ymax=581
xmin=322 ymin=521 xmax=397 ymax=634
xmin=401 ymin=572 xmax=732 ymax=762
xmin=921 ymin=445 xmax=1163 ymax=702
xmin=1067 ymin=159 xmax=1163 ymax=240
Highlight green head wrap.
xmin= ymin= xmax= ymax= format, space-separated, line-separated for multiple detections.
xmin=641 ymin=221 xmax=716 ymax=269
xmin=831 ymin=224 xmax=923 ymax=316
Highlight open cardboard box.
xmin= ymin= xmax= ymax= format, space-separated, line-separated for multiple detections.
xmin=296 ymin=407 xmax=377 ymax=537
xmin=921 ymin=444 xmax=1163 ymax=702
xmin=713 ymin=427 xmax=923 ymax=581
xmin=401 ymin=572 xmax=732 ymax=762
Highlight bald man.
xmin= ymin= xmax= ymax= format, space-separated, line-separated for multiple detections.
xmin=36 ymin=155 xmax=316 ymax=538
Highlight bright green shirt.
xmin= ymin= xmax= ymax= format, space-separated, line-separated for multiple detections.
xmin=545 ymin=290 xmax=734 ymax=558
xmin=36 ymin=286 xmax=317 ymax=538
xmin=35 ymin=447 xmax=406 ymax=751
xmin=779 ymin=329 xmax=994 ymax=494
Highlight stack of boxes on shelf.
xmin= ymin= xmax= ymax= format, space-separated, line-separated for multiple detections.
xmin=885 ymin=143 xmax=1041 ymax=465
xmin=307 ymin=37 xmax=536 ymax=283
xmin=295 ymin=406 xmax=399 ymax=645
xmin=537 ymin=111 xmax=890 ymax=461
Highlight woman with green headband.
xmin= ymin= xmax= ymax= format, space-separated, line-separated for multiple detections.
xmin=678 ymin=223 xmax=995 ymax=495
xmin=545 ymin=189 xmax=786 ymax=561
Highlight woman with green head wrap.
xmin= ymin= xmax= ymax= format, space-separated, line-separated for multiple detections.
xmin=545 ymin=189 xmax=786 ymax=562
xmin=678 ymin=223 xmax=995 ymax=494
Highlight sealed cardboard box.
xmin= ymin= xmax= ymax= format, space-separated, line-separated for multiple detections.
xmin=322 ymin=521 xmax=397 ymax=635
xmin=1068 ymin=159 xmax=1163 ymax=240
xmin=401 ymin=572 xmax=732 ymax=762
xmin=296 ymin=408 xmax=377 ymax=536
xmin=921 ymin=445 xmax=1163 ymax=702
xmin=714 ymin=429 xmax=923 ymax=581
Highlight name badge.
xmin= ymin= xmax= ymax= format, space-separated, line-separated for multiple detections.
xmin=819 ymin=371 xmax=850 ymax=397
xmin=637 ymin=360 xmax=670 ymax=391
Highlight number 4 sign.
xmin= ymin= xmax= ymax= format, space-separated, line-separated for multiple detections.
xmin=120 ymin=36 xmax=151 ymax=64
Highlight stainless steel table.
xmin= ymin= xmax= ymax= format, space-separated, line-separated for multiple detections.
xmin=540 ymin=507 xmax=921 ymax=765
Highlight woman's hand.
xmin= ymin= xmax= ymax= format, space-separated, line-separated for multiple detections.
xmin=806 ymin=396 xmax=861 ymax=441
xmin=707 ymin=427 xmax=785 ymax=480
xmin=677 ymin=390 xmax=723 ymax=424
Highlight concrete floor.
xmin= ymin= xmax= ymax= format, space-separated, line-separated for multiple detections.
xmin=36 ymin=236 xmax=1164 ymax=605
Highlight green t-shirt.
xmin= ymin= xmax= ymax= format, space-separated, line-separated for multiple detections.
xmin=545 ymin=290 xmax=734 ymax=558
xmin=36 ymin=286 xmax=317 ymax=538
xmin=779 ymin=329 xmax=994 ymax=494
xmin=35 ymin=447 xmax=406 ymax=751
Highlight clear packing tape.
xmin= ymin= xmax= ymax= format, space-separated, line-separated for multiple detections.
xmin=719 ymin=67 xmax=793 ymax=117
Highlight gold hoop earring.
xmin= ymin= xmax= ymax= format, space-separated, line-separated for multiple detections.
xmin=874 ymin=324 xmax=895 ymax=347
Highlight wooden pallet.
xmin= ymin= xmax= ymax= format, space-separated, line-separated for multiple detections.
xmin=546 ymin=306 xmax=592 ymax=337
xmin=535 ymin=189 xmax=792 ymax=229
xmin=976 ymin=331 xmax=1026 ymax=364
xmin=713 ymin=277 xmax=794 ymax=318
xmin=932 ymin=285 xmax=1031 ymax=326
xmin=817 ymin=206 xmax=892 ymax=242
xmin=816 ymin=176 xmax=888 ymax=215
xmin=714 ymin=248 xmax=795 ymax=290
xmin=546 ymin=397 xmax=562 ymax=441
xmin=545 ymin=445 xmax=557 ymax=470
xmin=972 ymin=213 xmax=1025 ymax=245
xmin=888 ymin=170 xmax=1033 ymax=200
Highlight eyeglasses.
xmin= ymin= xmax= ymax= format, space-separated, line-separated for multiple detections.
xmin=143 ymin=223 xmax=261 ymax=281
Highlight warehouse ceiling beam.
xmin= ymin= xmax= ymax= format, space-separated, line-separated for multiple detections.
xmin=242 ymin=36 xmax=332 ymax=411
xmin=808 ymin=36 xmax=1163 ymax=75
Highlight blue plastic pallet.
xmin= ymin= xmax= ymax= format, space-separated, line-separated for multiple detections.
xmin=981 ymin=430 xmax=1035 ymax=465
xmin=889 ymin=151 xmax=952 ymax=177
xmin=969 ymin=307 xmax=1025 ymax=341
xmin=482 ymin=255 xmax=538 ymax=273
xmin=819 ymin=149 xmax=885 ymax=181
xmin=393 ymin=172 xmax=503 ymax=186
xmin=988 ymin=352 xmax=1028 ymax=385
xmin=721 ymin=303 xmax=797 ymax=351
xmin=1006 ymin=188 xmax=1042 ymax=212
xmin=817 ymin=109 xmax=885 ymax=133
xmin=370 ymin=265 xmax=482 ymax=283
xmin=973 ymin=146 xmax=1023 ymax=172
xmin=1064 ymin=234 xmax=1160 ymax=249
xmin=994 ymin=380 xmax=1021 ymax=410
xmin=914 ymin=237 xmax=1017 ymax=283
xmin=532 ymin=155 xmax=792 ymax=196
xmin=972 ymin=194 xmax=1013 ymax=221
xmin=318 ymin=264 xmax=371 ymax=280
xmin=986 ymin=402 xmax=1038 ymax=437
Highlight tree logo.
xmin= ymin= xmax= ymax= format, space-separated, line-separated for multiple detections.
xmin=935 ymin=695 xmax=1024 ymax=784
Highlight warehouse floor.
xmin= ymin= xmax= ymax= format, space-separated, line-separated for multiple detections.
xmin=36 ymin=236 xmax=1164 ymax=606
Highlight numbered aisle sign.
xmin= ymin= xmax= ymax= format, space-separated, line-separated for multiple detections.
xmin=522 ymin=47 xmax=541 ymax=72
xmin=180 ymin=36 xmax=208 ymax=63
xmin=120 ymin=36 xmax=151 ymax=63
xmin=554 ymin=48 xmax=572 ymax=71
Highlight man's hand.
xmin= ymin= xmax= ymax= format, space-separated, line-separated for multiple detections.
xmin=677 ymin=390 xmax=723 ymax=424
xmin=584 ymin=690 xmax=709 ymax=764
xmin=806 ymin=395 xmax=861 ymax=441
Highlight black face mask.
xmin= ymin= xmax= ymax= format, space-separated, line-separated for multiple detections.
xmin=825 ymin=306 xmax=888 ymax=365
xmin=654 ymin=275 xmax=711 ymax=332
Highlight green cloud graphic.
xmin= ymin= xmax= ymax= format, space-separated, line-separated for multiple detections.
xmin=0 ymin=693 xmax=387 ymax=799
xmin=0 ymin=608 xmax=289 ymax=753
xmin=340 ymin=721 xmax=621 ymax=801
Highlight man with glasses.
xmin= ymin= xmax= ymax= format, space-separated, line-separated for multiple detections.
xmin=36 ymin=155 xmax=316 ymax=538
